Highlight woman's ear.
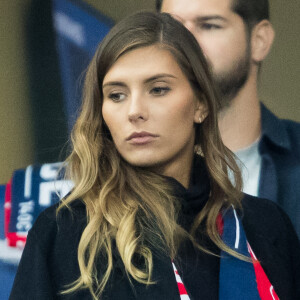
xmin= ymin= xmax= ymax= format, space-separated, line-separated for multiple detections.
xmin=251 ymin=20 xmax=275 ymax=63
xmin=194 ymin=102 xmax=208 ymax=124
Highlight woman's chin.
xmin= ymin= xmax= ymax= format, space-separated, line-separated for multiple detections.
xmin=123 ymin=155 xmax=164 ymax=169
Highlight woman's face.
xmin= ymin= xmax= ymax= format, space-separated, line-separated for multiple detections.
xmin=102 ymin=45 xmax=207 ymax=183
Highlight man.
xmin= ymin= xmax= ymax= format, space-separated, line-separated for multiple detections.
xmin=157 ymin=0 xmax=300 ymax=237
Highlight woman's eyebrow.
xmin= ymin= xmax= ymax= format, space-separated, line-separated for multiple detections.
xmin=144 ymin=74 xmax=177 ymax=84
xmin=103 ymin=74 xmax=177 ymax=89
xmin=102 ymin=81 xmax=126 ymax=89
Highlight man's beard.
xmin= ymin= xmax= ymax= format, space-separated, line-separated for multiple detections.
xmin=213 ymin=47 xmax=251 ymax=110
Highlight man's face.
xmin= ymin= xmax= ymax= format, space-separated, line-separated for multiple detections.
xmin=161 ymin=0 xmax=251 ymax=108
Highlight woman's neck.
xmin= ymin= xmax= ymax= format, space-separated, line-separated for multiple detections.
xmin=152 ymin=153 xmax=194 ymax=188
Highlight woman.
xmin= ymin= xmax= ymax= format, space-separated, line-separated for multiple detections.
xmin=10 ymin=12 xmax=300 ymax=300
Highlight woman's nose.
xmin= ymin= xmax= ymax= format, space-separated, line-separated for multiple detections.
xmin=128 ymin=94 xmax=148 ymax=122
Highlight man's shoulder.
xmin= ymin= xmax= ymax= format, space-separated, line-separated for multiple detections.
xmin=274 ymin=117 xmax=300 ymax=154
xmin=261 ymin=104 xmax=300 ymax=152
xmin=280 ymin=118 xmax=300 ymax=144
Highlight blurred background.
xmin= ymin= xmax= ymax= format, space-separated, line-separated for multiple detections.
xmin=0 ymin=0 xmax=299 ymax=183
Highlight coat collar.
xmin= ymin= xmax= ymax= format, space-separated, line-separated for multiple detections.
xmin=260 ymin=103 xmax=291 ymax=151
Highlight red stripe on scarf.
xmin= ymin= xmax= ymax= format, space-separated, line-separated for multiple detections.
xmin=177 ymin=282 xmax=188 ymax=295
xmin=248 ymin=244 xmax=280 ymax=300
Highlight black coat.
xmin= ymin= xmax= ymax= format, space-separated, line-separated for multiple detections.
xmin=9 ymin=192 xmax=300 ymax=300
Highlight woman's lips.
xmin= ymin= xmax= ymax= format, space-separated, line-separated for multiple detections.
xmin=126 ymin=131 xmax=159 ymax=145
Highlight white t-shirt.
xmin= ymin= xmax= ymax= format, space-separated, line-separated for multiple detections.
xmin=234 ymin=138 xmax=262 ymax=197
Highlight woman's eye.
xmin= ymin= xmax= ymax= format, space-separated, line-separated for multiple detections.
xmin=150 ymin=87 xmax=171 ymax=96
xmin=108 ymin=93 xmax=126 ymax=102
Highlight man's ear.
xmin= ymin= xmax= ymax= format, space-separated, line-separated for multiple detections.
xmin=251 ymin=20 xmax=275 ymax=63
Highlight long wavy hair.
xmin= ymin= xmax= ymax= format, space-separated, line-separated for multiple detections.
xmin=58 ymin=11 xmax=243 ymax=299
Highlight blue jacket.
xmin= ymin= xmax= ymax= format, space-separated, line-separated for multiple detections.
xmin=259 ymin=103 xmax=300 ymax=237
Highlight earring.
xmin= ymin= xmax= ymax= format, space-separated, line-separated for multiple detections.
xmin=194 ymin=145 xmax=204 ymax=156
xmin=198 ymin=115 xmax=204 ymax=123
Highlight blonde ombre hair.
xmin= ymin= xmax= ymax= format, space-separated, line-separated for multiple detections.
xmin=58 ymin=12 xmax=243 ymax=299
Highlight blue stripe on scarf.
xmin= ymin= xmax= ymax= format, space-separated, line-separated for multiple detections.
xmin=219 ymin=208 xmax=260 ymax=300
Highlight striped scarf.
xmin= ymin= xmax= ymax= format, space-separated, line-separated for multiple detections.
xmin=173 ymin=208 xmax=279 ymax=300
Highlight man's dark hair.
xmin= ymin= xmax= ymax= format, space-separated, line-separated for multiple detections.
xmin=232 ymin=0 xmax=269 ymax=31
xmin=156 ymin=0 xmax=270 ymax=32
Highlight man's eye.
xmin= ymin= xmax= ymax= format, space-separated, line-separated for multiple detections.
xmin=200 ymin=23 xmax=222 ymax=30
xmin=108 ymin=93 xmax=126 ymax=102
xmin=150 ymin=87 xmax=171 ymax=96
